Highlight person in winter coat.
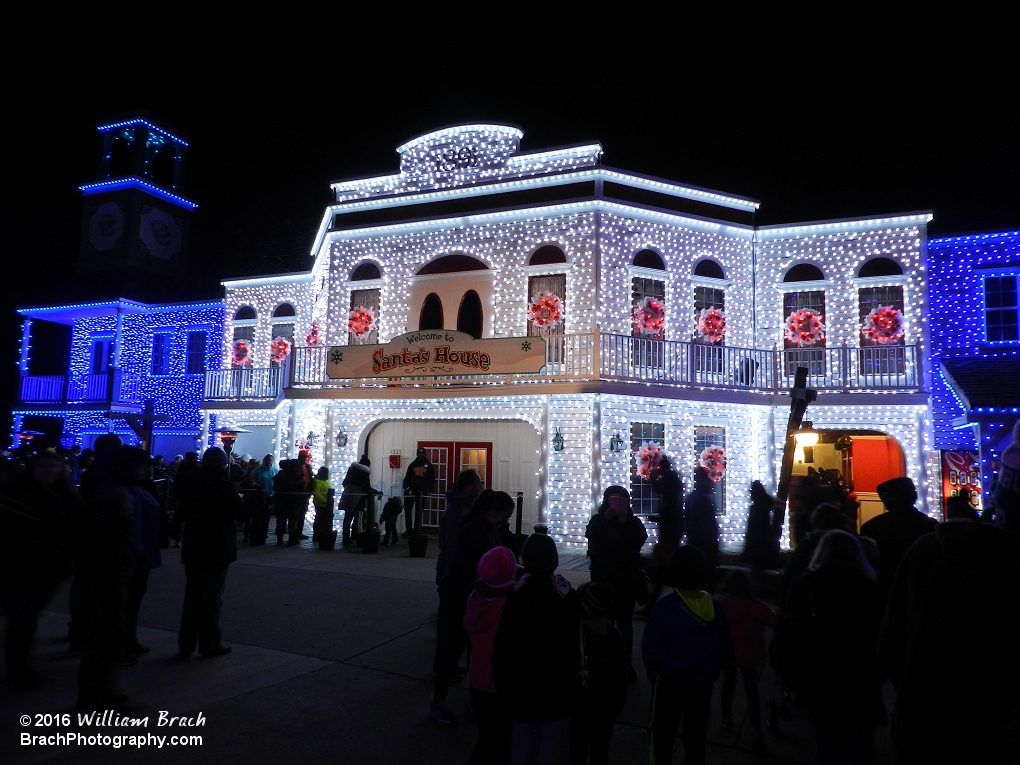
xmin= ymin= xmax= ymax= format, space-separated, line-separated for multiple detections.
xmin=339 ymin=454 xmax=380 ymax=546
xmin=860 ymin=476 xmax=938 ymax=597
xmin=124 ymin=455 xmax=164 ymax=659
xmin=493 ymin=533 xmax=582 ymax=765
xmin=273 ymin=459 xmax=309 ymax=545
xmin=77 ymin=445 xmax=150 ymax=707
xmin=571 ymin=582 xmax=629 ymax=765
xmin=378 ymin=496 xmax=403 ymax=545
xmin=644 ymin=456 xmax=684 ymax=614
xmin=716 ymin=568 xmax=776 ymax=745
xmin=643 ymin=545 xmax=733 ymax=765
xmin=586 ymin=485 xmax=647 ymax=677
xmin=431 ymin=489 xmax=513 ymax=725
xmin=464 ymin=545 xmax=520 ymax=765
xmin=436 ymin=470 xmax=482 ymax=584
xmin=177 ymin=447 xmax=246 ymax=659
xmin=776 ymin=530 xmax=885 ymax=764
xmin=741 ymin=480 xmax=782 ymax=574
xmin=402 ymin=447 xmax=436 ymax=536
xmin=0 ymin=451 xmax=77 ymax=691
xmin=878 ymin=421 xmax=1020 ymax=764
xmin=684 ymin=467 xmax=720 ymax=581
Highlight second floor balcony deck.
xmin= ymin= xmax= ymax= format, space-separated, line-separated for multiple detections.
xmin=18 ymin=370 xmax=143 ymax=407
xmin=202 ymin=333 xmax=921 ymax=403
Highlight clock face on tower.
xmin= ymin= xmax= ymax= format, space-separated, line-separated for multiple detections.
xmin=87 ymin=202 xmax=126 ymax=252
xmin=139 ymin=206 xmax=183 ymax=261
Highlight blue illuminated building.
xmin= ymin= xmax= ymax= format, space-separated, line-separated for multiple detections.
xmin=13 ymin=299 xmax=224 ymax=455
xmin=928 ymin=230 xmax=1020 ymax=505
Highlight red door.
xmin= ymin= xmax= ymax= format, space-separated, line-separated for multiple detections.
xmin=417 ymin=440 xmax=492 ymax=529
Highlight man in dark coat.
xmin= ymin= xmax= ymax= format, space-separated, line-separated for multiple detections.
xmin=273 ymin=458 xmax=310 ymax=545
xmin=177 ymin=447 xmax=245 ymax=658
xmin=436 ymin=469 xmax=481 ymax=585
xmin=402 ymin=447 xmax=436 ymax=536
xmin=860 ymin=476 xmax=937 ymax=596
xmin=684 ymin=467 xmax=720 ymax=579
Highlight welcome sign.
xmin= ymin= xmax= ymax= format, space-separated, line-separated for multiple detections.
xmin=326 ymin=330 xmax=547 ymax=379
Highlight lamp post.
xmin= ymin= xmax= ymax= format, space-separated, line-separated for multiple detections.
xmin=776 ymin=367 xmax=817 ymax=544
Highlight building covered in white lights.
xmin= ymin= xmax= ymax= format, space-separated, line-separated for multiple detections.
xmin=203 ymin=124 xmax=934 ymax=545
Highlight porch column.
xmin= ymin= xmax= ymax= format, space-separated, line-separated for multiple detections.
xmin=324 ymin=401 xmax=335 ymax=469
xmin=19 ymin=319 xmax=31 ymax=375
xmin=591 ymin=395 xmax=602 ymax=513
xmin=200 ymin=410 xmax=210 ymax=455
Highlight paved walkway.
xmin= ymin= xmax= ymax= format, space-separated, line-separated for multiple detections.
xmin=1 ymin=535 xmax=895 ymax=764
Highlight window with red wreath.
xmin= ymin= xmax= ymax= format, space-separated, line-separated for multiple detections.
xmin=349 ymin=288 xmax=380 ymax=345
xmin=858 ymin=285 xmax=905 ymax=375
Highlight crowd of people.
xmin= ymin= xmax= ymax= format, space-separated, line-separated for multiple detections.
xmin=3 ymin=422 xmax=1019 ymax=762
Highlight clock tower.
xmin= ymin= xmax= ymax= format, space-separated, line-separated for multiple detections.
xmin=76 ymin=115 xmax=197 ymax=298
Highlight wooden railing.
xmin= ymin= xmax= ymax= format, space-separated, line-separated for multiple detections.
xmin=19 ymin=371 xmax=142 ymax=405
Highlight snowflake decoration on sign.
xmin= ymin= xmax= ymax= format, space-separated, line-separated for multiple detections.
xmin=521 ymin=341 xmax=532 ymax=352
xmin=348 ymin=306 xmax=377 ymax=339
xmin=636 ymin=441 xmax=663 ymax=480
xmin=861 ymin=306 xmax=904 ymax=344
xmin=696 ymin=307 xmax=726 ymax=344
xmin=231 ymin=339 xmax=251 ymax=368
xmin=633 ymin=296 xmax=666 ymax=338
xmin=270 ymin=337 xmax=292 ymax=364
xmin=784 ymin=309 xmax=825 ymax=347
xmin=699 ymin=445 xmax=727 ymax=483
xmin=330 ymin=349 xmax=344 ymax=365
xmin=527 ymin=292 xmax=563 ymax=329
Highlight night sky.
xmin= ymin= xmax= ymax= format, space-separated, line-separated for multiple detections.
xmin=4 ymin=19 xmax=1017 ymax=421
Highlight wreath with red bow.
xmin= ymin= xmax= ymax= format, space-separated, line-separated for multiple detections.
xmin=305 ymin=321 xmax=322 ymax=347
xmin=699 ymin=445 xmax=727 ymax=483
xmin=636 ymin=442 xmax=663 ymax=480
xmin=527 ymin=292 xmax=563 ymax=329
xmin=633 ymin=297 xmax=666 ymax=338
xmin=696 ymin=307 xmax=726 ymax=344
xmin=861 ymin=305 xmax=904 ymax=344
xmin=231 ymin=340 xmax=251 ymax=367
xmin=785 ymin=309 xmax=825 ymax=346
xmin=348 ymin=307 xmax=377 ymax=339
xmin=270 ymin=337 xmax=292 ymax=364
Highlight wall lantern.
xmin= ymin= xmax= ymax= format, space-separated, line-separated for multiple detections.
xmin=335 ymin=426 xmax=348 ymax=448
xmin=794 ymin=421 xmax=820 ymax=447
xmin=552 ymin=428 xmax=565 ymax=452
xmin=609 ymin=431 xmax=625 ymax=453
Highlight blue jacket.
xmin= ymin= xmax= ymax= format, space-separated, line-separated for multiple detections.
xmin=642 ymin=590 xmax=733 ymax=684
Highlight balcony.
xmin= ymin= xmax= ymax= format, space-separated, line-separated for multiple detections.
xmin=18 ymin=371 xmax=143 ymax=406
xmin=203 ymin=334 xmax=921 ymax=402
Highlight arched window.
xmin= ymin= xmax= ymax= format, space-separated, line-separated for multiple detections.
xmin=419 ymin=293 xmax=444 ymax=330
xmin=857 ymin=257 xmax=903 ymax=278
xmin=272 ymin=303 xmax=296 ymax=318
xmin=350 ymin=262 xmax=382 ymax=281
xmin=783 ymin=263 xmax=825 ymax=282
xmin=457 ymin=291 xmax=483 ymax=339
xmin=528 ymin=245 xmax=567 ymax=266
xmin=417 ymin=254 xmax=488 ymax=275
xmin=633 ymin=249 xmax=666 ymax=270
xmin=233 ymin=306 xmax=257 ymax=321
xmin=693 ymin=259 xmax=726 ymax=279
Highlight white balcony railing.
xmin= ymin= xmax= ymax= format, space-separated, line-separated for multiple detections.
xmin=203 ymin=334 xmax=919 ymax=402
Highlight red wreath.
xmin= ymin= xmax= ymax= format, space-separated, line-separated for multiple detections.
xmin=785 ymin=309 xmax=825 ymax=346
xmin=231 ymin=340 xmax=251 ymax=367
xmin=348 ymin=307 xmax=377 ymax=339
xmin=305 ymin=321 xmax=322 ymax=346
xmin=699 ymin=445 xmax=727 ymax=483
xmin=636 ymin=442 xmax=663 ymax=480
xmin=270 ymin=337 xmax=292 ymax=364
xmin=633 ymin=297 xmax=666 ymax=338
xmin=697 ymin=308 xmax=726 ymax=344
xmin=861 ymin=305 xmax=904 ymax=344
xmin=527 ymin=292 xmax=563 ymax=328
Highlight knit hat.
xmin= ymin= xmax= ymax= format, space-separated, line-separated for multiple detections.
xmin=877 ymin=476 xmax=917 ymax=509
xmin=202 ymin=447 xmax=229 ymax=468
xmin=477 ymin=546 xmax=517 ymax=589
xmin=521 ymin=533 xmax=558 ymax=576
xmin=667 ymin=545 xmax=707 ymax=589
xmin=995 ymin=420 xmax=1020 ymax=527
xmin=603 ymin=485 xmax=630 ymax=503
xmin=238 ymin=453 xmax=252 ymax=463
xmin=578 ymin=581 xmax=615 ymax=619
